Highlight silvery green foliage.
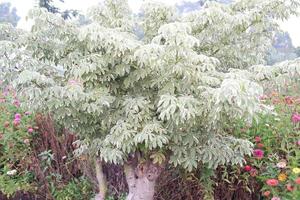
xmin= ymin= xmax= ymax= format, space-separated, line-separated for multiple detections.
xmin=1 ymin=0 xmax=300 ymax=170
xmin=140 ymin=1 xmax=177 ymax=42
xmin=183 ymin=0 xmax=300 ymax=69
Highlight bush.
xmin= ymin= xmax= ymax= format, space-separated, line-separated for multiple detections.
xmin=52 ymin=177 xmax=94 ymax=200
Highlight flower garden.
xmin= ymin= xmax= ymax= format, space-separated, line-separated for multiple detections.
xmin=1 ymin=84 xmax=299 ymax=200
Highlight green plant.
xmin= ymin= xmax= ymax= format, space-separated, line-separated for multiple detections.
xmin=52 ymin=177 xmax=94 ymax=200
xmin=105 ymin=193 xmax=126 ymax=200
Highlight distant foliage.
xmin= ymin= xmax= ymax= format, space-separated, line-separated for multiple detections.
xmin=0 ymin=2 xmax=20 ymax=27
xmin=267 ymin=32 xmax=299 ymax=65
xmin=38 ymin=0 xmax=78 ymax=19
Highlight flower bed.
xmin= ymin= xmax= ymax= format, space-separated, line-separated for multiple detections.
xmin=0 ymin=87 xmax=36 ymax=197
xmin=236 ymin=92 xmax=300 ymax=200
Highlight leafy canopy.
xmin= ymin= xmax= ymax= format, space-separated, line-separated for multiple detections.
xmin=1 ymin=0 xmax=300 ymax=170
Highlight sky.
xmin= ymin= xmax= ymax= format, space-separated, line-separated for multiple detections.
xmin=3 ymin=0 xmax=300 ymax=47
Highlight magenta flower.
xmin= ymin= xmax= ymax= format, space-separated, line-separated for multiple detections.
xmin=14 ymin=113 xmax=21 ymax=119
xmin=14 ymin=118 xmax=21 ymax=123
xmin=271 ymin=197 xmax=280 ymax=200
xmin=291 ymin=113 xmax=300 ymax=123
xmin=253 ymin=149 xmax=264 ymax=159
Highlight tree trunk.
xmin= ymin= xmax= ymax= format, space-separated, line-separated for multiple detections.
xmin=125 ymin=162 xmax=161 ymax=200
xmin=94 ymin=158 xmax=107 ymax=200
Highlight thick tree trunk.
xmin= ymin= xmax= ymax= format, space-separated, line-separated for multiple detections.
xmin=94 ymin=158 xmax=107 ymax=200
xmin=125 ymin=163 xmax=161 ymax=200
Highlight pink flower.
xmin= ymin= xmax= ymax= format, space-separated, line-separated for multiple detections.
xmin=271 ymin=197 xmax=280 ymax=200
xmin=295 ymin=177 xmax=300 ymax=185
xmin=284 ymin=96 xmax=293 ymax=105
xmin=13 ymin=100 xmax=20 ymax=107
xmin=286 ymin=183 xmax=294 ymax=191
xmin=68 ymin=80 xmax=77 ymax=84
xmin=263 ymin=191 xmax=271 ymax=197
xmin=266 ymin=179 xmax=279 ymax=186
xmin=250 ymin=168 xmax=258 ymax=177
xmin=259 ymin=95 xmax=268 ymax=101
xmin=291 ymin=113 xmax=300 ymax=123
xmin=244 ymin=165 xmax=252 ymax=172
xmin=276 ymin=161 xmax=287 ymax=169
xmin=13 ymin=120 xmax=20 ymax=126
xmin=253 ymin=149 xmax=264 ymax=159
xmin=297 ymin=140 xmax=300 ymax=146
xmin=25 ymin=111 xmax=31 ymax=115
xmin=255 ymin=136 xmax=261 ymax=143
xmin=14 ymin=113 xmax=21 ymax=119
xmin=28 ymin=128 xmax=34 ymax=133
xmin=0 ymin=98 xmax=5 ymax=103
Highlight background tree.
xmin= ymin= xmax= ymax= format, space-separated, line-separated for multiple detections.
xmin=0 ymin=2 xmax=20 ymax=27
xmin=38 ymin=0 xmax=78 ymax=19
xmin=267 ymin=31 xmax=299 ymax=65
xmin=1 ymin=0 xmax=300 ymax=200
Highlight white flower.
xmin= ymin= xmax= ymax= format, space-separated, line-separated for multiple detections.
xmin=276 ymin=161 xmax=287 ymax=169
xmin=7 ymin=169 xmax=17 ymax=176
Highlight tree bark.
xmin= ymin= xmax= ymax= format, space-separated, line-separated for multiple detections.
xmin=94 ymin=158 xmax=107 ymax=200
xmin=125 ymin=162 xmax=161 ymax=200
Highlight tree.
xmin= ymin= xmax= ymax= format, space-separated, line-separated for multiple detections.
xmin=267 ymin=31 xmax=298 ymax=65
xmin=38 ymin=0 xmax=78 ymax=19
xmin=1 ymin=0 xmax=300 ymax=199
xmin=295 ymin=46 xmax=300 ymax=57
xmin=0 ymin=2 xmax=20 ymax=27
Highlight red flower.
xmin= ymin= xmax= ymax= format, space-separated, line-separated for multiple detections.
xmin=253 ymin=149 xmax=264 ymax=159
xmin=244 ymin=165 xmax=252 ymax=172
xmin=250 ymin=168 xmax=258 ymax=177
xmin=255 ymin=136 xmax=261 ymax=143
xmin=266 ymin=179 xmax=279 ymax=186
xmin=257 ymin=143 xmax=264 ymax=148
xmin=286 ymin=184 xmax=294 ymax=191
xmin=295 ymin=177 xmax=300 ymax=185
xmin=263 ymin=191 xmax=271 ymax=197
xmin=284 ymin=96 xmax=293 ymax=105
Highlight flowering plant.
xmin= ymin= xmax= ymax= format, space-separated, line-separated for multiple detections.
xmin=0 ymin=87 xmax=36 ymax=197
xmin=235 ymin=91 xmax=300 ymax=199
